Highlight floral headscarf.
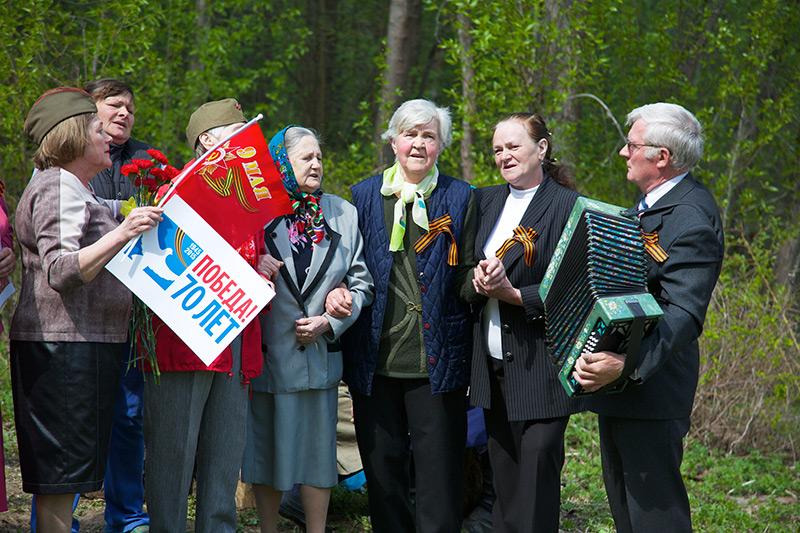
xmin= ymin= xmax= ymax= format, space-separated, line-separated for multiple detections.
xmin=269 ymin=125 xmax=325 ymax=244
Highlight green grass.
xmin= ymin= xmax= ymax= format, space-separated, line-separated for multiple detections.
xmin=559 ymin=412 xmax=800 ymax=532
xmin=1 ymin=341 xmax=797 ymax=531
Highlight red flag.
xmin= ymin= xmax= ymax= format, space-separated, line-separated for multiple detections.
xmin=164 ymin=121 xmax=292 ymax=249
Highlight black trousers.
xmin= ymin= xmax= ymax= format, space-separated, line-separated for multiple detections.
xmin=352 ymin=375 xmax=466 ymax=533
xmin=484 ymin=357 xmax=569 ymax=533
xmin=598 ymin=415 xmax=692 ymax=533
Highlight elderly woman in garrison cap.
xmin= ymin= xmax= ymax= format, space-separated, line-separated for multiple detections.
xmin=10 ymin=87 xmax=162 ymax=533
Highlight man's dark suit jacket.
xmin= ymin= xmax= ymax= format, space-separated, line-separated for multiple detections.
xmin=469 ymin=175 xmax=585 ymax=421
xmin=589 ymin=173 xmax=725 ymax=420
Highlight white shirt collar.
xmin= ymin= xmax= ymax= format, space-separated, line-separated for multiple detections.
xmin=508 ymin=183 xmax=538 ymax=200
xmin=644 ymin=172 xmax=688 ymax=208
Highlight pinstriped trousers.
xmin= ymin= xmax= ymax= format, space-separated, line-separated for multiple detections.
xmin=143 ymin=336 xmax=248 ymax=533
xmin=484 ymin=357 xmax=569 ymax=533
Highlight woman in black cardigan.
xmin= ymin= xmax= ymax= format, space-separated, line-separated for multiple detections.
xmin=470 ymin=113 xmax=585 ymax=532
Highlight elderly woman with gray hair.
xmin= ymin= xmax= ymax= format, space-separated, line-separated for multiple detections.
xmin=340 ymin=99 xmax=479 ymax=532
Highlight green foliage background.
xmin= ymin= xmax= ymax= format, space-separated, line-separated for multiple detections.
xmin=1 ymin=0 xmax=798 ymax=454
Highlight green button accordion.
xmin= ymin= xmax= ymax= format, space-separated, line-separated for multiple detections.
xmin=539 ymin=197 xmax=664 ymax=397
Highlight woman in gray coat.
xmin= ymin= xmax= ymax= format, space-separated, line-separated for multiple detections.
xmin=241 ymin=125 xmax=373 ymax=533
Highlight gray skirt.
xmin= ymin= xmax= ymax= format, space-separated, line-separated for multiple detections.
xmin=241 ymin=387 xmax=338 ymax=490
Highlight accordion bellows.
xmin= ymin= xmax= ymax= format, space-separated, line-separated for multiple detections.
xmin=539 ymin=197 xmax=663 ymax=397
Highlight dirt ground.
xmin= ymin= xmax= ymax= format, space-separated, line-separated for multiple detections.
xmin=0 ymin=452 xmax=364 ymax=532
xmin=0 ymin=455 xmax=287 ymax=533
xmin=2 ymin=453 xmax=122 ymax=533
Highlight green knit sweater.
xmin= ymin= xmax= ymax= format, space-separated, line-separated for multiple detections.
xmin=374 ymin=192 xmax=478 ymax=378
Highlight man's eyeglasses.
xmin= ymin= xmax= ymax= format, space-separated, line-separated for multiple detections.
xmin=625 ymin=140 xmax=672 ymax=155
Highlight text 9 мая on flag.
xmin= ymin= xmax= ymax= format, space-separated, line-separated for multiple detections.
xmin=161 ymin=117 xmax=292 ymax=249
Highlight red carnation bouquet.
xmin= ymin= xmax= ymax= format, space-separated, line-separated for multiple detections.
xmin=120 ymin=149 xmax=180 ymax=215
xmin=120 ymin=149 xmax=181 ymax=379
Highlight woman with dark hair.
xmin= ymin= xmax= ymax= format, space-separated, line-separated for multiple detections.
xmin=469 ymin=113 xmax=584 ymax=532
xmin=11 ymin=87 xmax=161 ymax=533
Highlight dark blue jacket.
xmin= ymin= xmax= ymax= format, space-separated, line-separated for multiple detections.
xmin=342 ymin=173 xmax=473 ymax=395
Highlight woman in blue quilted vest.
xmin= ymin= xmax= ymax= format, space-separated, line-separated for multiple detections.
xmin=340 ymin=99 xmax=479 ymax=533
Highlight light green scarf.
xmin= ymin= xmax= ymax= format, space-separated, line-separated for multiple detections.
xmin=380 ymin=161 xmax=439 ymax=251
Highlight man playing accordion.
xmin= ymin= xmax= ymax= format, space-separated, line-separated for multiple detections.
xmin=574 ymin=102 xmax=725 ymax=533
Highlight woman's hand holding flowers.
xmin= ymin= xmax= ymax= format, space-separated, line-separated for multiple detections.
xmin=117 ymin=206 xmax=163 ymax=240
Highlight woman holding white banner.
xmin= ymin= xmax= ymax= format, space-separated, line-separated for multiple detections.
xmin=141 ymin=98 xmax=281 ymax=533
xmin=241 ymin=125 xmax=374 ymax=533
xmin=10 ymin=87 xmax=162 ymax=533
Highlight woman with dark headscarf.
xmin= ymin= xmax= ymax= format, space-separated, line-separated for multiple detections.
xmin=241 ymin=125 xmax=373 ymax=533
xmin=11 ymin=87 xmax=161 ymax=532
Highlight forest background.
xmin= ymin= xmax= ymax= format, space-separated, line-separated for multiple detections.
xmin=0 ymin=0 xmax=798 ymax=529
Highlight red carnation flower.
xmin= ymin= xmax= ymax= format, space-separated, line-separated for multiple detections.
xmin=132 ymin=158 xmax=154 ymax=170
xmin=134 ymin=176 xmax=144 ymax=187
xmin=149 ymin=167 xmax=168 ymax=181
xmin=146 ymin=149 xmax=169 ymax=165
xmin=163 ymin=165 xmax=181 ymax=179
xmin=121 ymin=164 xmax=140 ymax=176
